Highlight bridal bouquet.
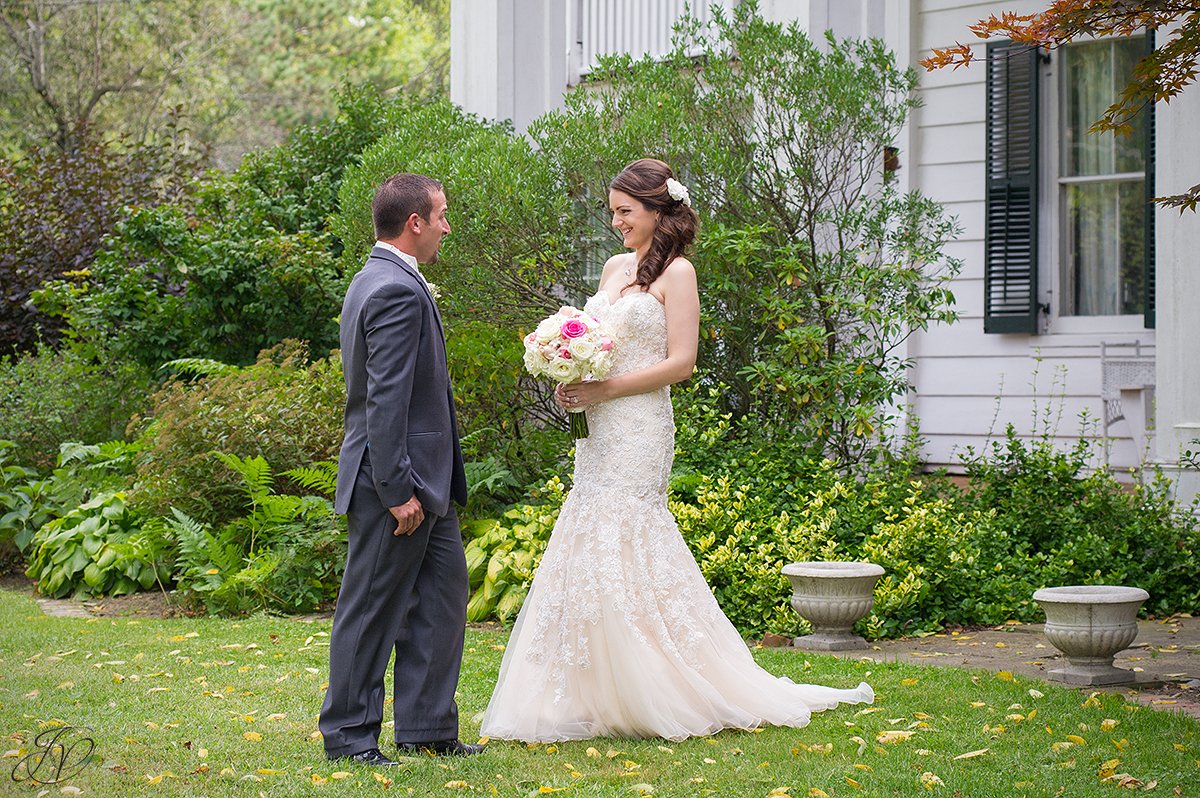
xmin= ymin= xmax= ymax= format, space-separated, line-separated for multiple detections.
xmin=522 ymin=306 xmax=614 ymax=439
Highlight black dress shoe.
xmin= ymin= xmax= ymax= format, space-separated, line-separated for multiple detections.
xmin=396 ymin=738 xmax=485 ymax=757
xmin=338 ymin=748 xmax=401 ymax=766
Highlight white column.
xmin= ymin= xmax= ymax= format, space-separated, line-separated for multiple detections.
xmin=1152 ymin=80 xmax=1200 ymax=504
xmin=450 ymin=0 xmax=568 ymax=134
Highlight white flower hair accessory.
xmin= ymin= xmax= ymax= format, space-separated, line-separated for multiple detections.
xmin=665 ymin=177 xmax=691 ymax=207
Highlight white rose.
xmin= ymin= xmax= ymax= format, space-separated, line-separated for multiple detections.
xmin=523 ymin=346 xmax=544 ymax=376
xmin=535 ymin=316 xmax=561 ymax=343
xmin=589 ymin=349 xmax=613 ymax=378
xmin=567 ymin=336 xmax=598 ymax=361
xmin=549 ymin=358 xmax=578 ymax=382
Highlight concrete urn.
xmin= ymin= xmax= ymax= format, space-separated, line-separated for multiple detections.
xmin=1033 ymin=585 xmax=1149 ymax=685
xmin=781 ymin=561 xmax=884 ymax=651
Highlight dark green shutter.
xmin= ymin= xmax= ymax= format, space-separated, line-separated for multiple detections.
xmin=1144 ymin=29 xmax=1156 ymax=329
xmin=984 ymin=42 xmax=1041 ymax=334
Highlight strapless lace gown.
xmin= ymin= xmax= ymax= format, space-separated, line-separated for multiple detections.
xmin=480 ymin=291 xmax=873 ymax=742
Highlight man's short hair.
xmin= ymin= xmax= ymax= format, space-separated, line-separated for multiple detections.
xmin=372 ymin=173 xmax=443 ymax=239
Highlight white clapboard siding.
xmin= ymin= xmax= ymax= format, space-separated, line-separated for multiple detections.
xmin=571 ymin=0 xmax=736 ymax=81
xmin=907 ymin=0 xmax=1156 ymax=473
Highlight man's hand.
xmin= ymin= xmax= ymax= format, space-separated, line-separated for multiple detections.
xmin=388 ymin=495 xmax=425 ymax=536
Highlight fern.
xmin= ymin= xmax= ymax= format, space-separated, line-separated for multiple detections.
xmin=285 ymin=460 xmax=338 ymax=498
xmin=164 ymin=509 xmax=219 ymax=588
xmin=212 ymin=452 xmax=274 ymax=505
xmin=161 ymin=358 xmax=240 ymax=378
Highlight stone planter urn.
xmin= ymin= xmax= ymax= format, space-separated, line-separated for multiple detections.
xmin=1033 ymin=585 xmax=1149 ymax=686
xmin=781 ymin=561 xmax=884 ymax=651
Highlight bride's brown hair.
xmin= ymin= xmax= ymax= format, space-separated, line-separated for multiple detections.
xmin=610 ymin=158 xmax=699 ymax=289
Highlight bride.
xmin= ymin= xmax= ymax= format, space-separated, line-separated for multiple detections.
xmin=481 ymin=158 xmax=873 ymax=742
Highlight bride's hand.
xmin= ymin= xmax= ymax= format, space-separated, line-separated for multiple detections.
xmin=557 ymin=380 xmax=607 ymax=410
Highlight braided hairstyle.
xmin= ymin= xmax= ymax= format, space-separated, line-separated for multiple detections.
xmin=610 ymin=158 xmax=699 ymax=289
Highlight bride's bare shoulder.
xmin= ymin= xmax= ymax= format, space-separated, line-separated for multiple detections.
xmin=601 ymin=253 xmax=635 ymax=275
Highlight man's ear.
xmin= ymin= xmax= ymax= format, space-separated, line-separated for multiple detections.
xmin=407 ymin=212 xmax=422 ymax=234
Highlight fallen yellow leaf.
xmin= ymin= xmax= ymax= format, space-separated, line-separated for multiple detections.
xmin=876 ymin=730 xmax=914 ymax=744
xmin=995 ymin=671 xmax=1015 ymax=682
xmin=954 ymin=748 xmax=990 ymax=760
xmin=1065 ymin=734 xmax=1087 ymax=746
xmin=808 ymin=789 xmax=829 ymax=798
xmin=243 ymin=731 xmax=262 ymax=742
xmin=445 ymin=780 xmax=470 ymax=789
xmin=1101 ymin=719 xmax=1119 ymax=732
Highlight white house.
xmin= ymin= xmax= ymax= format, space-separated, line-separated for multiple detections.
xmin=450 ymin=0 xmax=1200 ymax=499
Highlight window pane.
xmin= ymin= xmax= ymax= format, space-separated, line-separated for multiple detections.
xmin=1063 ymin=180 xmax=1145 ymax=316
xmin=1061 ymin=38 xmax=1146 ymax=177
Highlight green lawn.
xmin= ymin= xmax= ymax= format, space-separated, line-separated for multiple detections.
xmin=2 ymin=588 xmax=1197 ymax=798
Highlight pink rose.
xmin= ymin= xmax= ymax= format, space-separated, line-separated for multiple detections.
xmin=559 ymin=349 xmax=572 ymax=358
xmin=600 ymin=338 xmax=613 ymax=351
xmin=561 ymin=319 xmax=588 ymax=339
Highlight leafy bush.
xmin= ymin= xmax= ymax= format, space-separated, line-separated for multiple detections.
xmin=0 ymin=341 xmax=152 ymax=469
xmin=450 ymin=321 xmax=572 ymax=503
xmin=31 ymin=85 xmax=414 ymax=370
xmin=163 ymin=454 xmax=344 ymax=615
xmin=463 ymin=478 xmax=564 ymax=624
xmin=0 ymin=123 xmax=202 ymax=355
xmin=953 ymin=426 xmax=1200 ymax=618
xmin=0 ymin=441 xmax=41 ymax=564
xmin=129 ymin=340 xmax=344 ymax=524
xmin=25 ymin=491 xmax=170 ymax=598
xmin=525 ymin=4 xmax=960 ymax=462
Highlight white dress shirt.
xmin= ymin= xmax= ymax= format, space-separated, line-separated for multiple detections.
xmin=374 ymin=240 xmax=432 ymax=293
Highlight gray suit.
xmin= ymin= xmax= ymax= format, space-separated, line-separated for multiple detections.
xmin=320 ymin=246 xmax=469 ymax=757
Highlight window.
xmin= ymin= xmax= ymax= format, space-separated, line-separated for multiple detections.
xmin=1059 ymin=38 xmax=1148 ymax=317
xmin=983 ymin=36 xmax=1154 ymax=334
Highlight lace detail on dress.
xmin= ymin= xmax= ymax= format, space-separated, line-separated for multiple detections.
xmin=481 ymin=290 xmax=873 ymax=742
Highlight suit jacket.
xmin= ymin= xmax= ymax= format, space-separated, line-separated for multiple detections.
xmin=334 ymin=246 xmax=467 ymax=517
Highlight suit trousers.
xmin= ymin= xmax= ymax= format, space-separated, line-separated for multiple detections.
xmin=319 ymin=454 xmax=468 ymax=757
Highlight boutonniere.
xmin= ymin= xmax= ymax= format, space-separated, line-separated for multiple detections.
xmin=427 ymin=282 xmax=442 ymax=301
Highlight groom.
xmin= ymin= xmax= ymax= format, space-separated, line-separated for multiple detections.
xmin=319 ymin=173 xmax=480 ymax=764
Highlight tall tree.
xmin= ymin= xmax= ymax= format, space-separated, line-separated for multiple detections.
xmin=0 ymin=0 xmax=448 ymax=162
xmin=920 ymin=0 xmax=1200 ymax=212
xmin=0 ymin=0 xmax=226 ymax=154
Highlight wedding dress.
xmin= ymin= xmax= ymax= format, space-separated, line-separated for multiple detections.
xmin=481 ymin=290 xmax=873 ymax=742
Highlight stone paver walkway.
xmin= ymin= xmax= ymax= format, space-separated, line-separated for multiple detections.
xmin=820 ymin=616 xmax=1200 ymax=718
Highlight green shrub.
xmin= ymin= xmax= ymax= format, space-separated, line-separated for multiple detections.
xmin=25 ymin=491 xmax=170 ymax=598
xmin=164 ymin=454 xmax=345 ymax=615
xmin=954 ymin=426 xmax=1200 ymax=618
xmin=32 ymin=85 xmax=413 ymax=370
xmin=450 ymin=320 xmax=572 ymax=504
xmin=0 ymin=123 xmax=202 ymax=355
xmin=0 ymin=342 xmax=153 ymax=470
xmin=0 ymin=440 xmax=41 ymax=564
xmin=129 ymin=340 xmax=344 ymax=525
xmin=463 ymin=478 xmax=564 ymax=624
